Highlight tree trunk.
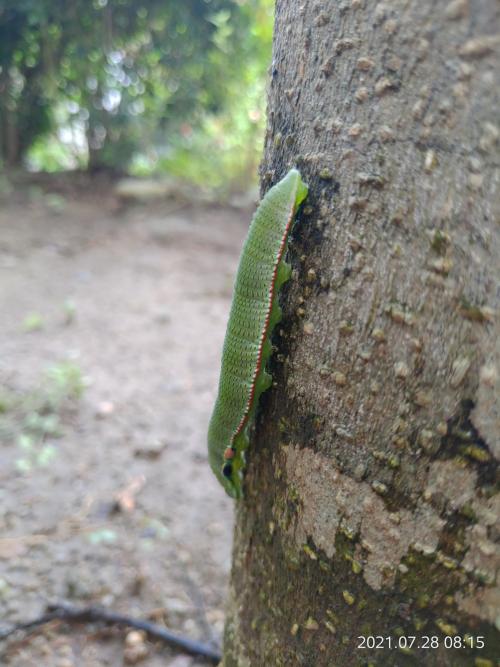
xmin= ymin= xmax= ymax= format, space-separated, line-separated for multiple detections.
xmin=0 ymin=106 xmax=21 ymax=168
xmin=223 ymin=1 xmax=499 ymax=665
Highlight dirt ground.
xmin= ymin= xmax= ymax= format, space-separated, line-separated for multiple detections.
xmin=0 ymin=177 xmax=249 ymax=666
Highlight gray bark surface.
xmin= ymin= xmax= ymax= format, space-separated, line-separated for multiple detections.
xmin=224 ymin=1 xmax=499 ymax=665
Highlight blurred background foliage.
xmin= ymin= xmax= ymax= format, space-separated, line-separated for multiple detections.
xmin=0 ymin=0 xmax=274 ymax=191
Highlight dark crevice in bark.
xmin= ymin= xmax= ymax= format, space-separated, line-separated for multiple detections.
xmin=436 ymin=399 xmax=498 ymax=488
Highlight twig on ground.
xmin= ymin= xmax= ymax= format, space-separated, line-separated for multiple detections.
xmin=0 ymin=601 xmax=221 ymax=664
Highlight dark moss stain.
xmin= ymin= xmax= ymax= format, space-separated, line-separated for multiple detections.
xmin=436 ymin=514 xmax=470 ymax=560
xmin=437 ymin=399 xmax=498 ymax=489
xmin=293 ymin=216 xmax=327 ymax=257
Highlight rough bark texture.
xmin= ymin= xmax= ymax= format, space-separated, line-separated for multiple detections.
xmin=223 ymin=1 xmax=499 ymax=665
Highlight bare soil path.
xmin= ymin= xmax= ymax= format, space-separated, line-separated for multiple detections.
xmin=0 ymin=179 xmax=247 ymax=666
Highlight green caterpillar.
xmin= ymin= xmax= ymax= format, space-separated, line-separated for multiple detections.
xmin=208 ymin=169 xmax=308 ymax=498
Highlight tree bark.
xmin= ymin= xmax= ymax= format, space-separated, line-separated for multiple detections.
xmin=223 ymin=1 xmax=499 ymax=665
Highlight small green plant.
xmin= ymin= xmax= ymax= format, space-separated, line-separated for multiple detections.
xmin=23 ymin=313 xmax=44 ymax=332
xmin=0 ymin=391 xmax=13 ymax=414
xmin=63 ymin=299 xmax=77 ymax=325
xmin=45 ymin=361 xmax=85 ymax=407
xmin=15 ymin=433 xmax=58 ymax=473
xmin=1 ymin=360 xmax=86 ymax=474
xmin=23 ymin=411 xmax=62 ymax=438
xmin=87 ymin=529 xmax=117 ymax=545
